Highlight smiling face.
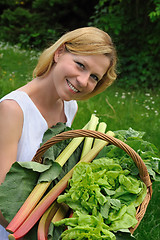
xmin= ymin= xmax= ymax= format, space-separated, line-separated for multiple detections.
xmin=50 ymin=47 xmax=110 ymax=101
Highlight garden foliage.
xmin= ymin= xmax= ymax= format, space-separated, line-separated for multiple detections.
xmin=0 ymin=0 xmax=97 ymax=49
xmin=89 ymin=0 xmax=160 ymax=89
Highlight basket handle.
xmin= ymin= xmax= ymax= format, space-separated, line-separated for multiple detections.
xmin=32 ymin=129 xmax=152 ymax=190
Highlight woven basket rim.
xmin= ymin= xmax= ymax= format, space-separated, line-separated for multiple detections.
xmin=32 ymin=129 xmax=152 ymax=233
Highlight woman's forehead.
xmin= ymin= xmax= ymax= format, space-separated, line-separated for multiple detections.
xmin=74 ymin=54 xmax=110 ymax=75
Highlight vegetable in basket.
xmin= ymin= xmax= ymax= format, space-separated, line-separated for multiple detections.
xmin=54 ymin=158 xmax=147 ymax=239
xmin=7 ymin=133 xmax=114 ymax=239
xmin=0 ymin=116 xmax=159 ymax=239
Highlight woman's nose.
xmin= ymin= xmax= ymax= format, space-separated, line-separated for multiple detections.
xmin=76 ymin=73 xmax=89 ymax=88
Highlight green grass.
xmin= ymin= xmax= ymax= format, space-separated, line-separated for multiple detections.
xmin=73 ymin=86 xmax=160 ymax=151
xmin=0 ymin=42 xmax=39 ymax=96
xmin=0 ymin=42 xmax=159 ymax=240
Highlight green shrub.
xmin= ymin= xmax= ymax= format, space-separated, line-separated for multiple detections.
xmin=0 ymin=0 xmax=97 ymax=49
xmin=0 ymin=6 xmax=61 ymax=49
xmin=89 ymin=0 xmax=160 ymax=89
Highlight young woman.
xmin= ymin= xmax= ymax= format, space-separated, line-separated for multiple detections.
xmin=0 ymin=26 xmax=117 ymax=238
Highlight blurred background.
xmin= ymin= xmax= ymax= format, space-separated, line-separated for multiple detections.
xmin=0 ymin=1 xmax=160 ymax=239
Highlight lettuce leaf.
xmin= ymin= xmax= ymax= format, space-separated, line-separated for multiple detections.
xmin=55 ymin=212 xmax=116 ymax=240
xmin=109 ymin=204 xmax=138 ymax=231
xmin=56 ymin=158 xmax=147 ymax=239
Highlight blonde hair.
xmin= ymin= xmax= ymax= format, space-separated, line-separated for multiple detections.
xmin=33 ymin=27 xmax=117 ymax=100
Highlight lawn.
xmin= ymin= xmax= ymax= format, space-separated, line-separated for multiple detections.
xmin=0 ymin=42 xmax=39 ymax=97
xmin=73 ymin=86 xmax=160 ymax=150
xmin=0 ymin=42 xmax=159 ymax=240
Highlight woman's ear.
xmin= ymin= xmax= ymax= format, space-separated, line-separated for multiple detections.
xmin=54 ymin=45 xmax=65 ymax=63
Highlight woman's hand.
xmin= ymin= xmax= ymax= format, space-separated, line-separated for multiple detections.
xmin=0 ymin=210 xmax=8 ymax=228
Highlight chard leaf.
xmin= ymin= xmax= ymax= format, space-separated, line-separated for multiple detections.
xmin=41 ymin=123 xmax=72 ymax=164
xmin=143 ymin=157 xmax=160 ymax=181
xmin=108 ymin=128 xmax=160 ymax=181
xmin=18 ymin=161 xmax=51 ymax=172
xmin=48 ymin=222 xmax=64 ymax=240
xmin=126 ymin=139 xmax=159 ymax=156
xmin=0 ymin=161 xmax=62 ymax=222
xmin=114 ymin=128 xmax=145 ymax=139
xmin=37 ymin=162 xmax=62 ymax=183
xmin=41 ymin=122 xmax=69 ymax=144
xmin=0 ymin=162 xmax=39 ymax=222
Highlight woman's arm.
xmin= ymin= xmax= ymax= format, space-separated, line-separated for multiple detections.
xmin=0 ymin=100 xmax=23 ymax=226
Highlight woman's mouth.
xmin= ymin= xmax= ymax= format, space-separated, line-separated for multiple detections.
xmin=66 ymin=79 xmax=79 ymax=93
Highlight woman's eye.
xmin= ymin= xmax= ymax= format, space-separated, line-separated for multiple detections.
xmin=76 ymin=62 xmax=85 ymax=69
xmin=91 ymin=74 xmax=99 ymax=82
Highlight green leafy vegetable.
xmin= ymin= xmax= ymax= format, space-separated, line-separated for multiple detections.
xmin=0 ymin=125 xmax=159 ymax=240
xmin=55 ymin=212 xmax=116 ymax=240
xmin=56 ymin=158 xmax=147 ymax=239
xmin=0 ymin=123 xmax=71 ymax=223
xmin=0 ymin=162 xmax=39 ymax=222
xmin=109 ymin=204 xmax=137 ymax=231
xmin=98 ymin=128 xmax=160 ymax=181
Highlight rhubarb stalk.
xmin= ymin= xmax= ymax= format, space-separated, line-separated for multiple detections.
xmin=6 ymin=181 xmax=51 ymax=234
xmin=93 ymin=122 xmax=107 ymax=146
xmin=6 ymin=124 xmax=88 ymax=234
xmin=37 ymin=202 xmax=69 ymax=240
xmin=37 ymin=201 xmax=59 ymax=240
xmin=51 ymin=203 xmax=69 ymax=223
xmin=80 ymin=114 xmax=99 ymax=158
xmin=8 ymin=131 xmax=115 ymax=239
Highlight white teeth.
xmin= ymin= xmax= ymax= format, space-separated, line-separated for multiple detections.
xmin=67 ymin=80 xmax=79 ymax=93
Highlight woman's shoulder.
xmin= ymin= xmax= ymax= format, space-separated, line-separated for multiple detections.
xmin=0 ymin=99 xmax=23 ymax=127
xmin=0 ymin=90 xmax=25 ymax=117
xmin=0 ymin=90 xmax=36 ymax=114
xmin=0 ymin=98 xmax=23 ymax=115
xmin=0 ymin=90 xmax=28 ymax=102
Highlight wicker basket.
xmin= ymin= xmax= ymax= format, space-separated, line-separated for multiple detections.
xmin=32 ymin=129 xmax=152 ymax=234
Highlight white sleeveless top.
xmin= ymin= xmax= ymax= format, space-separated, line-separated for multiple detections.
xmin=0 ymin=90 xmax=78 ymax=239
